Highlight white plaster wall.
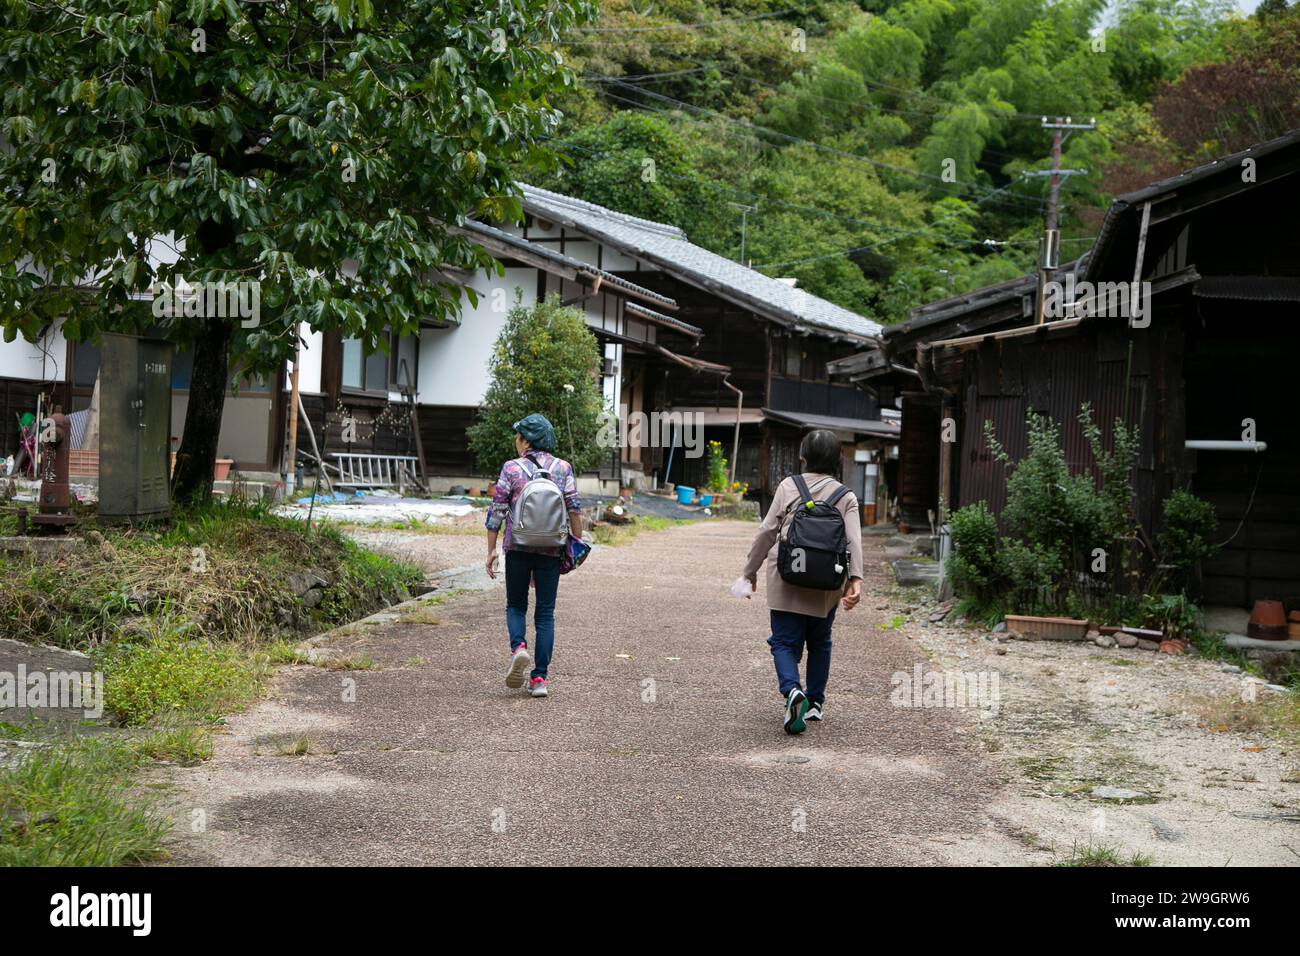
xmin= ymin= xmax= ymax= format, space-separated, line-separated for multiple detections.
xmin=286 ymin=327 xmax=324 ymax=394
xmin=417 ymin=268 xmax=538 ymax=406
xmin=0 ymin=325 xmax=67 ymax=382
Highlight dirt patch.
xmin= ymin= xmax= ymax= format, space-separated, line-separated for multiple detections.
xmin=894 ymin=590 xmax=1300 ymax=865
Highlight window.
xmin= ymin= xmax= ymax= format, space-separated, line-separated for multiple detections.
xmin=785 ymin=341 xmax=802 ymax=378
xmin=341 ymin=328 xmax=418 ymax=394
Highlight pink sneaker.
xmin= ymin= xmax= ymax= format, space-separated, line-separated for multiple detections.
xmin=529 ymin=677 xmax=549 ymax=698
xmin=505 ymin=645 xmax=531 ymax=688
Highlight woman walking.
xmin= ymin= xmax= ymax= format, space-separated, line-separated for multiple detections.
xmin=741 ymin=429 xmax=864 ymax=734
xmin=485 ymin=413 xmax=584 ymax=698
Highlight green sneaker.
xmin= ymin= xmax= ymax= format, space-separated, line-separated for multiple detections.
xmin=783 ymin=688 xmax=809 ymax=735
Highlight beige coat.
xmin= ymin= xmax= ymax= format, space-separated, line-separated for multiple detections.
xmin=743 ymin=473 xmax=864 ymax=618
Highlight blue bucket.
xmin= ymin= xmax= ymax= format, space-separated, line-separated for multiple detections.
xmin=697 ymin=494 xmax=713 ymax=507
xmin=675 ymin=485 xmax=695 ymax=506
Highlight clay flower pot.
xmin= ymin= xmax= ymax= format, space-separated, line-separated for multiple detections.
xmin=214 ymin=458 xmax=235 ymax=481
xmin=1248 ymin=599 xmax=1288 ymax=641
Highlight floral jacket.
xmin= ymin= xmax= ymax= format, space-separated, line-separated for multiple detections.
xmin=486 ymin=450 xmax=581 ymax=555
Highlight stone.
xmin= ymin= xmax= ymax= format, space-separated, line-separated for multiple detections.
xmin=301 ymin=589 xmax=325 ymax=609
xmin=84 ymin=529 xmax=117 ymax=561
xmin=1116 ymin=633 xmax=1139 ymax=648
xmin=1136 ymin=638 xmax=1161 ymax=652
xmin=929 ymin=602 xmax=954 ymax=623
xmin=287 ymin=570 xmax=329 ymax=598
xmin=0 ymin=536 xmax=84 ymax=560
xmin=1086 ymin=629 xmax=1102 ymax=640
xmin=890 ymin=559 xmax=941 ymax=588
xmin=1094 ymin=634 xmax=1117 ymax=648
xmin=1223 ymin=633 xmax=1300 ymax=653
xmin=1219 ymin=663 xmax=1242 ymax=673
xmin=992 ymin=621 xmax=1008 ymax=633
xmin=1091 ymin=786 xmax=1143 ymax=801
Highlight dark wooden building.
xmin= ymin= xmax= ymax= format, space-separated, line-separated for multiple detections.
xmin=841 ymin=128 xmax=1300 ymax=608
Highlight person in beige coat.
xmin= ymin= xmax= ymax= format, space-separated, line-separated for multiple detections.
xmin=742 ymin=429 xmax=864 ymax=734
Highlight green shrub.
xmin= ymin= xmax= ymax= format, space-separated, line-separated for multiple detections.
xmin=947 ymin=502 xmax=1004 ymax=602
xmin=1137 ymin=593 xmax=1201 ymax=642
xmin=467 ymin=295 xmax=608 ymax=475
xmin=706 ymin=439 xmax=729 ymax=492
xmin=1158 ymin=488 xmax=1220 ymax=573
xmin=984 ymin=405 xmax=1140 ymax=608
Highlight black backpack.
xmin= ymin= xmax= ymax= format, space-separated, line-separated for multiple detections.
xmin=777 ymin=475 xmax=852 ymax=591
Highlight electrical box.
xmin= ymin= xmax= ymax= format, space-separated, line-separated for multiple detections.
xmin=99 ymin=333 xmax=173 ymax=521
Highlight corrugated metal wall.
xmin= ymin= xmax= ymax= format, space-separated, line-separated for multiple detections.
xmin=955 ymin=323 xmax=1163 ymax=536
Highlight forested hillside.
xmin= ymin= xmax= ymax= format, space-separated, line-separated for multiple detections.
xmin=523 ymin=0 xmax=1300 ymax=323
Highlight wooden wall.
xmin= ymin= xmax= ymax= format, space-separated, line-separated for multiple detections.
xmin=1187 ymin=304 xmax=1300 ymax=608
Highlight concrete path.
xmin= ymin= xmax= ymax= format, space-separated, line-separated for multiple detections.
xmin=170 ymin=521 xmax=999 ymax=865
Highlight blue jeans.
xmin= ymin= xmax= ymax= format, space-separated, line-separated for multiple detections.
xmin=768 ymin=608 xmax=836 ymax=703
xmin=505 ymin=550 xmax=561 ymax=679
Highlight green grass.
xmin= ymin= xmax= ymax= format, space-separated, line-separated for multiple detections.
xmin=131 ymin=724 xmax=214 ymax=766
xmin=0 ymin=737 xmax=169 ymax=866
xmin=0 ymin=499 xmax=432 ymax=863
xmin=591 ymin=515 xmax=689 ymax=546
xmin=97 ymin=632 xmax=266 ymax=727
xmin=1056 ymin=841 xmax=1153 ymax=867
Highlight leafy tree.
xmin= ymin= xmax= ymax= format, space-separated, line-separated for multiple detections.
xmin=1106 ymin=0 xmax=1233 ymax=102
xmin=0 ymin=0 xmax=591 ymax=503
xmin=467 ymin=295 xmax=606 ymax=476
xmin=543 ymin=0 xmax=1250 ymax=325
xmin=536 ymin=111 xmax=716 ymax=239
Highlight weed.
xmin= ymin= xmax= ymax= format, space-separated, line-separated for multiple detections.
xmin=1056 ymin=841 xmax=1153 ymax=867
xmin=0 ymin=738 xmax=168 ymax=866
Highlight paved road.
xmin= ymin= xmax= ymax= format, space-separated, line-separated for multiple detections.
xmin=172 ymin=521 xmax=998 ymax=865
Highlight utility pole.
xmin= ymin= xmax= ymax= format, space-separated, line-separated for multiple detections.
xmin=730 ymin=202 xmax=757 ymax=266
xmin=1031 ymin=115 xmax=1094 ymax=324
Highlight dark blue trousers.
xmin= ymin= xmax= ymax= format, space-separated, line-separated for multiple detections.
xmin=768 ymin=608 xmax=836 ymax=703
xmin=505 ymin=550 xmax=561 ymax=680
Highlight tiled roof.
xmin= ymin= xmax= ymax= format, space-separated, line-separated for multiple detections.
xmin=451 ymin=218 xmax=678 ymax=311
xmin=624 ymin=301 xmax=704 ymax=338
xmin=519 ymin=184 xmax=883 ymax=343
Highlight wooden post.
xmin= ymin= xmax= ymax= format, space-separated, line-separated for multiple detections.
xmin=285 ymin=326 xmax=301 ymax=493
xmin=938 ymin=398 xmax=953 ymax=524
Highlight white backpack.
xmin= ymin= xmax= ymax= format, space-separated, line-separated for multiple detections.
xmin=510 ymin=458 xmax=568 ymax=547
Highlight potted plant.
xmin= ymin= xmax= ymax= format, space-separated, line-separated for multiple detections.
xmin=214 ymin=456 xmax=235 ymax=481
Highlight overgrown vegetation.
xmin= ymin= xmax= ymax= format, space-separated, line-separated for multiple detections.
xmin=534 ymin=0 xmax=1300 ymax=322
xmin=0 ymin=497 xmax=422 ymax=650
xmin=1056 ymin=841 xmax=1153 ymax=867
xmin=0 ymin=497 xmax=427 ymax=862
xmin=947 ymin=405 xmax=1226 ymax=642
xmin=591 ymin=514 xmax=689 ymax=546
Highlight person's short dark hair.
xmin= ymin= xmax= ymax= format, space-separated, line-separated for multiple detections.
xmin=799 ymin=429 xmax=841 ymax=477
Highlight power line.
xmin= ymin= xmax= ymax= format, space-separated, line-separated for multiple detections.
xmin=544 ymin=136 xmax=1043 ymax=258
